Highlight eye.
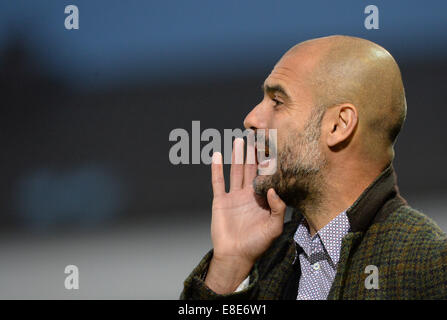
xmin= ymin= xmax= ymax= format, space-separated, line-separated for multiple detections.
xmin=272 ymin=98 xmax=283 ymax=107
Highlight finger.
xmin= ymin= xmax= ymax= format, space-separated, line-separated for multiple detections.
xmin=244 ymin=130 xmax=257 ymax=188
xmin=211 ymin=152 xmax=225 ymax=197
xmin=230 ymin=138 xmax=244 ymax=192
xmin=266 ymin=188 xmax=286 ymax=236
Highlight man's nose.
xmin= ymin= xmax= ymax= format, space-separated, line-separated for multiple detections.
xmin=243 ymin=103 xmax=266 ymax=130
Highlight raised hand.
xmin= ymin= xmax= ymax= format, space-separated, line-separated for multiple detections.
xmin=204 ymin=137 xmax=286 ymax=294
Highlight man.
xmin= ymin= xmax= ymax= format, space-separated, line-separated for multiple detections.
xmin=180 ymin=35 xmax=447 ymax=299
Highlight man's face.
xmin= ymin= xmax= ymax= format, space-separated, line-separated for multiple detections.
xmin=243 ymin=52 xmax=327 ymax=207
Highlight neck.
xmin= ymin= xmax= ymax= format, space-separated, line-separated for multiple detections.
xmin=299 ymin=160 xmax=384 ymax=236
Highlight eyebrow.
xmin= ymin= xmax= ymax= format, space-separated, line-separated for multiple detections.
xmin=261 ymin=83 xmax=291 ymax=99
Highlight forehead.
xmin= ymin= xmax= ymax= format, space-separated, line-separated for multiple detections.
xmin=264 ymin=48 xmax=319 ymax=100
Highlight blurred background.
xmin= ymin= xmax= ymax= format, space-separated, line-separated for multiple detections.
xmin=0 ymin=0 xmax=446 ymax=299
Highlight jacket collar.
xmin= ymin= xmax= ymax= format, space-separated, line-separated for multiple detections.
xmin=345 ymin=164 xmax=407 ymax=232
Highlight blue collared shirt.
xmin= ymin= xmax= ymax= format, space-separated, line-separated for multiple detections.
xmin=293 ymin=211 xmax=350 ymax=300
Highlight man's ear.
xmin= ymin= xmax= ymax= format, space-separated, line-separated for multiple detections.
xmin=326 ymin=104 xmax=358 ymax=148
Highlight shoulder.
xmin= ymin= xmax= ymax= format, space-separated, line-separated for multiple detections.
xmin=367 ymin=205 xmax=447 ymax=297
xmin=380 ymin=205 xmax=446 ymax=244
xmin=392 ymin=206 xmax=447 ymax=266
xmin=357 ymin=205 xmax=447 ymax=298
xmin=367 ymin=205 xmax=446 ymax=255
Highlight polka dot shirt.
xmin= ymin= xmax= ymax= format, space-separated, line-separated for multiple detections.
xmin=293 ymin=210 xmax=350 ymax=300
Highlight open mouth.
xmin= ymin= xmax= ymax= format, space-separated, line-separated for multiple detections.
xmin=253 ymin=130 xmax=277 ymax=174
xmin=255 ymin=144 xmax=274 ymax=169
xmin=254 ymin=137 xmax=270 ymax=158
xmin=256 ymin=147 xmax=269 ymax=157
xmin=255 ymin=145 xmax=269 ymax=161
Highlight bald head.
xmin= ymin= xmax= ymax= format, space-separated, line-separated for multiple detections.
xmin=283 ymin=35 xmax=407 ymax=159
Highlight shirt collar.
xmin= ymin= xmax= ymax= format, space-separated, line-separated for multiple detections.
xmin=293 ymin=210 xmax=350 ymax=266
xmin=317 ymin=211 xmax=350 ymax=265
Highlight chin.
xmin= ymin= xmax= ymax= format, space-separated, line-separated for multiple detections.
xmin=253 ymin=174 xmax=275 ymax=197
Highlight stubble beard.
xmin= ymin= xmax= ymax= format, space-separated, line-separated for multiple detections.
xmin=253 ymin=109 xmax=327 ymax=210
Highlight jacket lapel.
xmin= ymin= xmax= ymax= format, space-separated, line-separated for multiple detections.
xmin=327 ymin=232 xmax=363 ymax=299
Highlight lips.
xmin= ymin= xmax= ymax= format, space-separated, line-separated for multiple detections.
xmin=255 ymin=143 xmax=274 ymax=172
xmin=257 ymin=155 xmax=278 ymax=175
xmin=252 ymin=129 xmax=278 ymax=175
xmin=258 ymin=158 xmax=272 ymax=168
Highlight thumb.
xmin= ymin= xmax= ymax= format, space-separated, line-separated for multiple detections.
xmin=266 ymin=188 xmax=286 ymax=222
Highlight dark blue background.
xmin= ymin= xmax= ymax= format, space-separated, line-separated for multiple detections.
xmin=0 ymin=0 xmax=446 ymax=298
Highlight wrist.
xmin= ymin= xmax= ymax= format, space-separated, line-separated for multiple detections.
xmin=204 ymin=255 xmax=254 ymax=294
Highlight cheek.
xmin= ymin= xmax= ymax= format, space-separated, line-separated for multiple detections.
xmin=275 ymin=121 xmax=298 ymax=149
